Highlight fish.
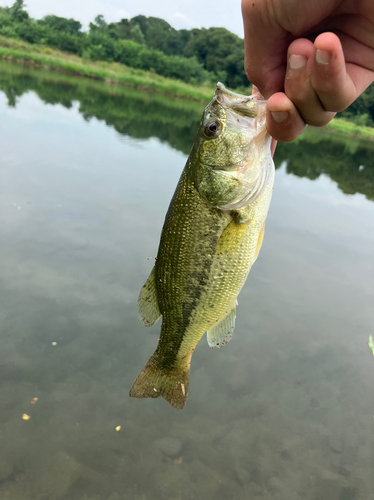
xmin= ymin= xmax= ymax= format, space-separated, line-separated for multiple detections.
xmin=129 ymin=83 xmax=274 ymax=409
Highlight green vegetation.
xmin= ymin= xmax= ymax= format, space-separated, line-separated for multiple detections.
xmin=274 ymin=127 xmax=374 ymax=200
xmin=0 ymin=37 xmax=214 ymax=101
xmin=0 ymin=61 xmax=204 ymax=154
xmin=0 ymin=0 xmax=372 ymax=127
xmin=338 ymin=84 xmax=374 ymax=126
xmin=0 ymin=61 xmax=373 ymax=201
xmin=0 ymin=1 xmax=248 ymax=88
xmin=326 ymin=117 xmax=374 ymax=139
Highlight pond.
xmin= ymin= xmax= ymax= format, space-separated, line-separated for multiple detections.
xmin=0 ymin=62 xmax=373 ymax=500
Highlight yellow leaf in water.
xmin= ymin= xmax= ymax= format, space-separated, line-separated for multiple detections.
xmin=22 ymin=414 xmax=30 ymax=420
xmin=368 ymin=335 xmax=374 ymax=355
xmin=115 ymin=426 xmax=121 ymax=431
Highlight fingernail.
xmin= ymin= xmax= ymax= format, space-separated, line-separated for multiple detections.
xmin=289 ymin=54 xmax=307 ymax=70
xmin=316 ymin=49 xmax=330 ymax=65
xmin=270 ymin=111 xmax=288 ymax=123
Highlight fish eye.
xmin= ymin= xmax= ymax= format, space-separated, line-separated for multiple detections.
xmin=204 ymin=119 xmax=221 ymax=138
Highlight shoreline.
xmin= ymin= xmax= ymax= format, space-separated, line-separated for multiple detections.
xmin=325 ymin=118 xmax=374 ymax=140
xmin=0 ymin=37 xmax=215 ymax=103
xmin=1 ymin=37 xmax=373 ymax=141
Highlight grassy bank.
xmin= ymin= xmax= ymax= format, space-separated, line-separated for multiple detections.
xmin=1 ymin=36 xmax=374 ymax=141
xmin=0 ymin=36 xmax=215 ymax=102
xmin=326 ymin=117 xmax=374 ymax=140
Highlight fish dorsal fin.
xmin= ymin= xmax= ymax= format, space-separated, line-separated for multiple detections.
xmin=138 ymin=266 xmax=161 ymax=327
xmin=207 ymin=301 xmax=237 ymax=348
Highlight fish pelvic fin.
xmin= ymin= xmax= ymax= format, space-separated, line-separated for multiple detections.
xmin=129 ymin=351 xmax=191 ymax=410
xmin=138 ymin=266 xmax=161 ymax=327
xmin=207 ymin=299 xmax=237 ymax=348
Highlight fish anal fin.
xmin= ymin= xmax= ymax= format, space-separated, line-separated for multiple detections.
xmin=138 ymin=266 xmax=161 ymax=327
xmin=129 ymin=350 xmax=191 ymax=410
xmin=207 ymin=300 xmax=237 ymax=348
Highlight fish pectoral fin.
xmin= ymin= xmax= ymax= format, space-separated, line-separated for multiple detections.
xmin=138 ymin=266 xmax=161 ymax=327
xmin=207 ymin=300 xmax=237 ymax=348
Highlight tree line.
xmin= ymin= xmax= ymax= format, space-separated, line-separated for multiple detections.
xmin=0 ymin=0 xmax=248 ymax=88
xmin=1 ymin=62 xmax=372 ymax=200
xmin=0 ymin=0 xmax=372 ymax=123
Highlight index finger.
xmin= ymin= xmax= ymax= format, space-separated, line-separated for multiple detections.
xmin=242 ymin=0 xmax=290 ymax=97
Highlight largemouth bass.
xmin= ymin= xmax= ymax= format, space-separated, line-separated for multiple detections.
xmin=130 ymin=83 xmax=274 ymax=409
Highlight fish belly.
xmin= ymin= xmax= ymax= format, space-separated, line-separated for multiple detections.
xmin=156 ymin=168 xmax=265 ymax=364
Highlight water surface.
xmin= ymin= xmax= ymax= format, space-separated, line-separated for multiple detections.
xmin=0 ymin=63 xmax=373 ymax=500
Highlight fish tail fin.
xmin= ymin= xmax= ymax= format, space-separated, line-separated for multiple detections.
xmin=129 ymin=351 xmax=190 ymax=410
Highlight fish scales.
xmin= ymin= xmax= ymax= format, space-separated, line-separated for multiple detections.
xmin=130 ymin=83 xmax=274 ymax=409
xmin=156 ymin=168 xmax=227 ymax=360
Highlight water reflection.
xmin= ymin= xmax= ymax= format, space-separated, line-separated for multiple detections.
xmin=0 ymin=61 xmax=201 ymax=155
xmin=0 ymin=61 xmax=373 ymax=201
xmin=0 ymin=62 xmax=373 ymax=500
xmin=275 ymin=130 xmax=374 ymax=200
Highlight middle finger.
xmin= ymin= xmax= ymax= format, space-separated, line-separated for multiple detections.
xmin=285 ymin=39 xmax=335 ymax=127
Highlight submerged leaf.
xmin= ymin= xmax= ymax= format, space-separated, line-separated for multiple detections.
xmin=368 ymin=335 xmax=374 ymax=355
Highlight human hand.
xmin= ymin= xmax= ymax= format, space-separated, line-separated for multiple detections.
xmin=242 ymin=0 xmax=374 ymax=141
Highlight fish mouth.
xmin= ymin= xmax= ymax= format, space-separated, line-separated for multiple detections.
xmin=216 ymin=82 xmax=265 ymax=101
xmin=206 ymin=160 xmax=255 ymax=187
xmin=215 ymin=82 xmax=266 ymax=118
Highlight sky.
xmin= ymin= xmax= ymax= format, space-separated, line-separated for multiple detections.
xmin=1 ymin=0 xmax=245 ymax=37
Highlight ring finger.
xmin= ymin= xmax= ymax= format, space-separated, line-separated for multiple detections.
xmin=285 ymin=39 xmax=335 ymax=127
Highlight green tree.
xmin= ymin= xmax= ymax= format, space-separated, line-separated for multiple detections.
xmin=111 ymin=18 xmax=131 ymax=39
xmin=184 ymin=27 xmax=248 ymax=87
xmin=9 ymin=0 xmax=29 ymax=22
xmin=94 ymin=15 xmax=107 ymax=29
xmin=38 ymin=15 xmax=82 ymax=36
xmin=130 ymin=24 xmax=145 ymax=44
xmin=339 ymin=85 xmax=374 ymax=126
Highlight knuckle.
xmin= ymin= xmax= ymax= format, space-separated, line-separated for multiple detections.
xmin=285 ymin=80 xmax=310 ymax=106
xmin=244 ymin=63 xmax=260 ymax=88
xmin=268 ymin=123 xmax=305 ymax=143
xmin=319 ymin=97 xmax=351 ymax=113
xmin=305 ymin=113 xmax=335 ymax=127
xmin=244 ymin=62 xmax=253 ymax=82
